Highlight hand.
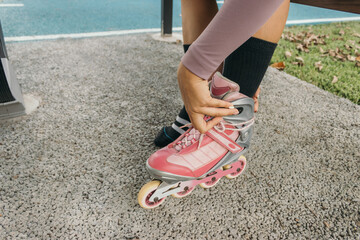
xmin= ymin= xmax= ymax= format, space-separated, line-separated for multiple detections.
xmin=177 ymin=63 xmax=239 ymax=134
xmin=253 ymin=87 xmax=260 ymax=113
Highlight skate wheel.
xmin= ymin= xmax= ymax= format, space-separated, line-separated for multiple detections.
xmin=172 ymin=186 xmax=195 ymax=198
xmin=199 ymin=171 xmax=221 ymax=189
xmin=138 ymin=180 xmax=166 ymax=209
xmin=224 ymin=156 xmax=246 ymax=179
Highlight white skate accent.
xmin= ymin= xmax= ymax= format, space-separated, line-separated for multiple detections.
xmin=171 ymin=123 xmax=186 ymax=134
xmin=176 ymin=116 xmax=190 ymax=125
xmin=167 ymin=141 xmax=227 ymax=171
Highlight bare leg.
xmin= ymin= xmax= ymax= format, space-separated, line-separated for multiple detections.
xmin=181 ymin=0 xmax=218 ymax=45
xmin=253 ymin=0 xmax=290 ymax=43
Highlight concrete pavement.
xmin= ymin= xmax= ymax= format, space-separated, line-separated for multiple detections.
xmin=0 ymin=34 xmax=359 ymax=239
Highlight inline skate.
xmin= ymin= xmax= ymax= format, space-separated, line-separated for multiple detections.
xmin=138 ymin=72 xmax=254 ymax=209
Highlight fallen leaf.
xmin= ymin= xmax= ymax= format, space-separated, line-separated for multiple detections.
xmin=332 ymin=76 xmax=338 ymax=84
xmin=336 ymin=54 xmax=345 ymax=61
xmin=295 ymin=56 xmax=304 ymax=63
xmin=270 ymin=62 xmax=286 ymax=70
xmin=344 ymin=44 xmax=352 ymax=50
xmin=296 ymin=43 xmax=304 ymax=52
xmin=324 ymin=221 xmax=330 ymax=228
xmin=348 ymin=40 xmax=356 ymax=45
xmin=329 ymin=50 xmax=336 ymax=57
xmin=353 ymin=33 xmax=360 ymax=38
xmin=356 ymin=62 xmax=360 ymax=67
xmin=355 ymin=45 xmax=360 ymax=50
xmin=339 ymin=29 xmax=345 ymax=36
xmin=285 ymin=51 xmax=292 ymax=58
xmin=347 ymin=55 xmax=356 ymax=62
xmin=314 ymin=61 xmax=323 ymax=71
xmin=292 ymin=61 xmax=304 ymax=67
xmin=319 ymin=47 xmax=326 ymax=54
xmin=356 ymin=56 xmax=360 ymax=62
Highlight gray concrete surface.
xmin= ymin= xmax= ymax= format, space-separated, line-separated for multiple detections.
xmin=0 ymin=34 xmax=359 ymax=239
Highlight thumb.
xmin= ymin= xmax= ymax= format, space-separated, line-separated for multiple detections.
xmin=202 ymin=117 xmax=223 ymax=133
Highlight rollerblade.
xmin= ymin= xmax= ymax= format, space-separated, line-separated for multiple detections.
xmin=138 ymin=72 xmax=255 ymax=209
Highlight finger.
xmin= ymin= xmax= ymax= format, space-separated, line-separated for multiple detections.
xmin=253 ymin=87 xmax=260 ymax=113
xmin=203 ymin=117 xmax=223 ymax=133
xmin=208 ymin=98 xmax=234 ymax=109
xmin=189 ymin=113 xmax=207 ymax=134
xmin=199 ymin=107 xmax=238 ymax=117
xmin=254 ymin=99 xmax=259 ymax=112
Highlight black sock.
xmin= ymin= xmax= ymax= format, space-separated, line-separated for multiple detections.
xmin=154 ymin=39 xmax=277 ymax=147
xmin=223 ymin=37 xmax=277 ymax=97
xmin=154 ymin=45 xmax=191 ymax=147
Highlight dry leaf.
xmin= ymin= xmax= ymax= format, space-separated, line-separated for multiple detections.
xmin=324 ymin=221 xmax=330 ymax=228
xmin=353 ymin=33 xmax=360 ymax=38
xmin=295 ymin=56 xmax=304 ymax=63
xmin=339 ymin=29 xmax=345 ymax=36
xmin=336 ymin=54 xmax=345 ymax=61
xmin=329 ymin=50 xmax=336 ymax=57
xmin=332 ymin=76 xmax=338 ymax=84
xmin=348 ymin=40 xmax=356 ymax=45
xmin=356 ymin=56 xmax=360 ymax=62
xmin=356 ymin=62 xmax=360 ymax=67
xmin=347 ymin=55 xmax=356 ymax=62
xmin=319 ymin=47 xmax=325 ymax=53
xmin=314 ymin=61 xmax=323 ymax=71
xmin=296 ymin=43 xmax=304 ymax=52
xmin=285 ymin=51 xmax=292 ymax=58
xmin=344 ymin=44 xmax=352 ymax=50
xmin=270 ymin=62 xmax=286 ymax=70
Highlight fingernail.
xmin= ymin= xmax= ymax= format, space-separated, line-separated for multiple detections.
xmin=229 ymin=106 xmax=234 ymax=109
xmin=233 ymin=110 xmax=239 ymax=115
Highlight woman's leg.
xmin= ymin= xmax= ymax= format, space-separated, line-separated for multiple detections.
xmin=155 ymin=0 xmax=290 ymax=147
xmin=181 ymin=0 xmax=218 ymax=45
xmin=223 ymin=0 xmax=290 ymax=110
xmin=154 ymin=0 xmax=219 ymax=147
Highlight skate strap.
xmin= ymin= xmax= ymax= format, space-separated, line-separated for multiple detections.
xmin=206 ymin=129 xmax=243 ymax=153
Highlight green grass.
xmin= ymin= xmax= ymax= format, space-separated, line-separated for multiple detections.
xmin=271 ymin=21 xmax=360 ymax=104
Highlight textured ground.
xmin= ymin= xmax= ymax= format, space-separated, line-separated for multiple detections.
xmin=0 ymin=34 xmax=359 ymax=239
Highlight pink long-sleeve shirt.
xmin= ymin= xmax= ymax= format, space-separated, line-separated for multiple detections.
xmin=182 ymin=0 xmax=284 ymax=80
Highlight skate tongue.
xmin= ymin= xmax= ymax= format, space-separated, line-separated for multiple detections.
xmin=210 ymin=72 xmax=240 ymax=100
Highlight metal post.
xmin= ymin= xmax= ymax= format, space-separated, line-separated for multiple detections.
xmin=0 ymin=20 xmax=26 ymax=119
xmin=161 ymin=0 xmax=173 ymax=37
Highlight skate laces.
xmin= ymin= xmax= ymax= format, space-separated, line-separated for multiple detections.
xmin=174 ymin=127 xmax=204 ymax=151
xmin=173 ymin=117 xmax=255 ymax=152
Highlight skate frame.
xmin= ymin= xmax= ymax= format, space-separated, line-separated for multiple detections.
xmin=149 ymin=158 xmax=246 ymax=202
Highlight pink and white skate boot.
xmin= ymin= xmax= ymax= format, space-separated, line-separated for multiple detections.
xmin=138 ymin=72 xmax=255 ymax=209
